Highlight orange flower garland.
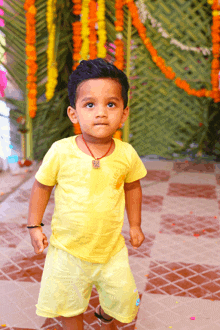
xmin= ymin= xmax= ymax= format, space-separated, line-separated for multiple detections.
xmin=89 ymin=0 xmax=97 ymax=59
xmin=210 ymin=0 xmax=220 ymax=102
xmin=72 ymin=0 xmax=82 ymax=71
xmin=124 ymin=0 xmax=219 ymax=100
xmin=72 ymin=0 xmax=82 ymax=135
xmin=114 ymin=0 xmax=124 ymax=70
xmin=24 ymin=0 xmax=38 ymax=118
xmin=73 ymin=0 xmax=81 ymax=15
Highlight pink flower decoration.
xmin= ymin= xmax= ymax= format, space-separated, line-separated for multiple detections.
xmin=0 ymin=0 xmax=4 ymax=27
xmin=0 ymin=70 xmax=7 ymax=97
xmin=109 ymin=43 xmax=116 ymax=49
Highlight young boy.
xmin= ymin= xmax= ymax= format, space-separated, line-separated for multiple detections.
xmin=27 ymin=58 xmax=147 ymax=330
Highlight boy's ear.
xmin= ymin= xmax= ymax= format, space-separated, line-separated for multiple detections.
xmin=67 ymin=106 xmax=78 ymax=124
xmin=122 ymin=106 xmax=129 ymax=124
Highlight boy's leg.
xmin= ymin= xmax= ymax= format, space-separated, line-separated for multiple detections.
xmin=99 ymin=307 xmax=117 ymax=330
xmin=100 ymin=306 xmax=114 ymax=321
xmin=60 ymin=313 xmax=84 ymax=330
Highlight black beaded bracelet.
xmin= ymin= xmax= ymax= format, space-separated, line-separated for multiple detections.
xmin=27 ymin=223 xmax=44 ymax=229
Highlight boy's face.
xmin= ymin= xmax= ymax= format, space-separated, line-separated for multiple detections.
xmin=67 ymin=78 xmax=129 ymax=144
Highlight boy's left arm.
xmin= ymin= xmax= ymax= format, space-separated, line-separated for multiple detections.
xmin=124 ymin=180 xmax=145 ymax=249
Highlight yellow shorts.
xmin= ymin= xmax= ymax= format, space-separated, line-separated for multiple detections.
xmin=36 ymin=244 xmax=140 ymax=324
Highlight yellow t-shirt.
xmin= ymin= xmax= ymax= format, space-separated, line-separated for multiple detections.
xmin=35 ymin=135 xmax=147 ymax=264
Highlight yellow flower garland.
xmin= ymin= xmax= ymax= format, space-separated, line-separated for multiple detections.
xmin=97 ymin=0 xmax=106 ymax=58
xmin=81 ymin=0 xmax=90 ymax=59
xmin=46 ymin=0 xmax=58 ymax=101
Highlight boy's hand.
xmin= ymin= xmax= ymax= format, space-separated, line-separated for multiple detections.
xmin=129 ymin=226 xmax=145 ymax=249
xmin=29 ymin=227 xmax=48 ymax=254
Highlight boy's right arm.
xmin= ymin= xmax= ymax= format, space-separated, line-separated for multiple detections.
xmin=28 ymin=179 xmax=54 ymax=254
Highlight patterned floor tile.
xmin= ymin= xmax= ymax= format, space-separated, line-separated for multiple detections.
xmin=216 ymin=173 xmax=220 ymax=185
xmin=150 ymin=234 xmax=220 ymax=266
xmin=168 ymin=183 xmax=217 ymax=199
xmin=160 ymin=214 xmax=220 ymax=238
xmin=139 ymin=211 xmax=161 ymax=235
xmin=141 ymin=181 xmax=169 ymax=197
xmin=173 ymin=161 xmax=215 ymax=173
xmin=135 ymin=293 xmax=220 ymax=329
xmin=142 ymin=160 xmax=173 ymax=171
xmin=145 ymin=260 xmax=220 ymax=300
xmin=141 ymin=170 xmax=171 ymax=182
xmin=142 ymin=195 xmax=164 ymax=212
xmin=2 ymin=161 xmax=220 ymax=329
xmin=169 ymin=172 xmax=217 ymax=185
xmin=0 ymin=249 xmax=45 ymax=282
xmin=162 ymin=196 xmax=219 ymax=217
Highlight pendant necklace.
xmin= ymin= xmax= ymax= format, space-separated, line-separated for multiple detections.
xmin=81 ymin=135 xmax=113 ymax=169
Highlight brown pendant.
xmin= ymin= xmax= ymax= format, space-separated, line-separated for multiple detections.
xmin=92 ymin=159 xmax=100 ymax=169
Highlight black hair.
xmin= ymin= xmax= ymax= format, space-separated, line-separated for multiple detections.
xmin=68 ymin=58 xmax=130 ymax=109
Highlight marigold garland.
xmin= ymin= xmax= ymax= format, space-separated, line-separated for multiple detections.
xmin=124 ymin=0 xmax=220 ymax=101
xmin=81 ymin=0 xmax=90 ymax=59
xmin=72 ymin=0 xmax=82 ymax=70
xmin=24 ymin=0 xmax=38 ymax=118
xmin=137 ymin=0 xmax=212 ymax=55
xmin=89 ymin=0 xmax=97 ymax=59
xmin=210 ymin=0 xmax=220 ymax=102
xmin=114 ymin=0 xmax=124 ymax=70
xmin=97 ymin=0 xmax=107 ymax=58
xmin=46 ymin=0 xmax=58 ymax=101
xmin=72 ymin=0 xmax=82 ymax=134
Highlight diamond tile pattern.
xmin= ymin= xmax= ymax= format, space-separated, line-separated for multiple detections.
xmin=142 ymin=195 xmax=164 ymax=212
xmin=146 ymin=260 xmax=220 ymax=300
xmin=142 ymin=170 xmax=171 ymax=182
xmin=1 ymin=161 xmax=220 ymax=330
xmin=160 ymin=214 xmax=220 ymax=238
xmin=173 ymin=161 xmax=215 ymax=173
xmin=168 ymin=183 xmax=217 ymax=199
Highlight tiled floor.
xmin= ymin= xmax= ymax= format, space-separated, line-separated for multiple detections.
xmin=0 ymin=160 xmax=220 ymax=329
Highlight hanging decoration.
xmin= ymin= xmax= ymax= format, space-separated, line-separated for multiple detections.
xmin=114 ymin=0 xmax=124 ymax=70
xmin=124 ymin=0 xmax=220 ymax=101
xmin=0 ymin=0 xmax=4 ymax=27
xmin=24 ymin=0 xmax=38 ymax=118
xmin=210 ymin=0 xmax=220 ymax=102
xmin=89 ymin=0 xmax=97 ymax=59
xmin=81 ymin=0 xmax=90 ymax=60
xmin=97 ymin=0 xmax=107 ymax=58
xmin=46 ymin=0 xmax=58 ymax=101
xmin=0 ymin=0 xmax=7 ymax=98
xmin=0 ymin=69 xmax=6 ymax=97
xmin=113 ymin=0 xmax=125 ymax=140
xmin=72 ymin=0 xmax=82 ymax=133
xmin=136 ymin=0 xmax=212 ymax=56
xmin=72 ymin=0 xmax=82 ymax=70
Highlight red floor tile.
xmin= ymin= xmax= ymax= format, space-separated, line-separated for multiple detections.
xmin=173 ymin=162 xmax=215 ymax=173
xmin=142 ymin=170 xmax=171 ymax=182
xmin=168 ymin=183 xmax=217 ymax=199
xmin=142 ymin=195 xmax=164 ymax=212
xmin=160 ymin=214 xmax=220 ymax=238
xmin=145 ymin=260 xmax=220 ymax=300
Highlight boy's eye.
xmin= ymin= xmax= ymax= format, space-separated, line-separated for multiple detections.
xmin=86 ymin=103 xmax=94 ymax=108
xmin=108 ymin=103 xmax=115 ymax=107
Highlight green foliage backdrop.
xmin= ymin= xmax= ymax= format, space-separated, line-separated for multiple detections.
xmin=127 ymin=0 xmax=218 ymax=159
xmin=1 ymin=0 xmax=219 ymax=161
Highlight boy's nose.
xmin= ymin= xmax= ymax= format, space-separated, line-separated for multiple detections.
xmin=96 ymin=105 xmax=108 ymax=113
